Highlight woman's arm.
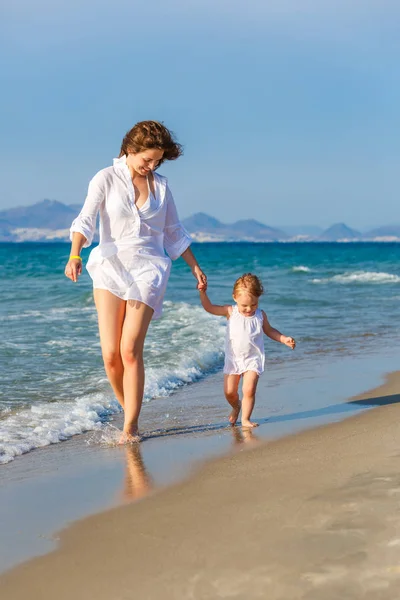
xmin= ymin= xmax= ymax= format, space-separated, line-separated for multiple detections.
xmin=199 ymin=289 xmax=230 ymax=317
xmin=69 ymin=171 xmax=105 ymax=247
xmin=65 ymin=232 xmax=87 ymax=282
xmin=65 ymin=171 xmax=105 ymax=283
xmin=162 ymin=185 xmax=207 ymax=290
xmin=163 ymin=186 xmax=192 ymax=260
xmin=181 ymin=247 xmax=207 ymax=290
xmin=262 ymin=311 xmax=296 ymax=349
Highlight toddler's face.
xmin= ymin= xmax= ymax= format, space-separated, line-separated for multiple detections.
xmin=233 ymin=290 xmax=259 ymax=317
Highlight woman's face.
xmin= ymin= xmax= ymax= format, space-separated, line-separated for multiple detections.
xmin=127 ymin=148 xmax=164 ymax=176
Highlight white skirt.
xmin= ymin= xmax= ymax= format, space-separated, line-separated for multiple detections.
xmin=86 ymin=242 xmax=171 ymax=319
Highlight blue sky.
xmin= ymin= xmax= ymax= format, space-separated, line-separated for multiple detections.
xmin=1 ymin=0 xmax=398 ymax=228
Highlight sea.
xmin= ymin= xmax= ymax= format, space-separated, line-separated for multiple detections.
xmin=1 ymin=241 xmax=400 ymax=465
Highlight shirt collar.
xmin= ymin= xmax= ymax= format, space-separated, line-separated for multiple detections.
xmin=113 ymin=154 xmax=128 ymax=171
xmin=112 ymin=154 xmax=166 ymax=192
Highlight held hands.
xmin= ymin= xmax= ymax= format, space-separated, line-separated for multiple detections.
xmin=192 ymin=265 xmax=207 ymax=291
xmin=65 ymin=257 xmax=82 ymax=283
xmin=283 ymin=336 xmax=296 ymax=350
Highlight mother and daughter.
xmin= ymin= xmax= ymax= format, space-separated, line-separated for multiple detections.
xmin=65 ymin=121 xmax=295 ymax=442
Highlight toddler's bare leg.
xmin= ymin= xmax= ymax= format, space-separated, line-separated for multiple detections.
xmin=224 ymin=374 xmax=241 ymax=425
xmin=241 ymin=371 xmax=259 ymax=428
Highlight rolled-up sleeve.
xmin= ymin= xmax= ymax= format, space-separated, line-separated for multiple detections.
xmin=163 ymin=185 xmax=192 ymax=260
xmin=70 ymin=172 xmax=105 ymax=248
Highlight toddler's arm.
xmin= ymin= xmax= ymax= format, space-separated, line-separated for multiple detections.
xmin=199 ymin=290 xmax=230 ymax=317
xmin=262 ymin=311 xmax=296 ymax=349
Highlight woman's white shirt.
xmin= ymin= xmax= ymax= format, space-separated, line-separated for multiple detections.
xmin=70 ymin=155 xmax=191 ymax=260
xmin=69 ymin=155 xmax=192 ymax=318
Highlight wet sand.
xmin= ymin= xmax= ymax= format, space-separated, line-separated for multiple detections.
xmin=1 ymin=347 xmax=396 ymax=574
xmin=2 ymin=372 xmax=400 ymax=599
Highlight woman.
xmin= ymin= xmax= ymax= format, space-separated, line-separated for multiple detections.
xmin=65 ymin=121 xmax=207 ymax=443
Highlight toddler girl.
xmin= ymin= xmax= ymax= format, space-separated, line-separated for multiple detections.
xmin=199 ymin=273 xmax=295 ymax=428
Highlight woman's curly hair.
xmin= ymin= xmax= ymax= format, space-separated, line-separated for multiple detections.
xmin=119 ymin=120 xmax=183 ymax=167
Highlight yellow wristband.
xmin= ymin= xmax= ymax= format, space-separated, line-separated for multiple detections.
xmin=70 ymin=255 xmax=82 ymax=260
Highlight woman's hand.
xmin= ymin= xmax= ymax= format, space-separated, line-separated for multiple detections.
xmin=192 ymin=265 xmax=207 ymax=291
xmin=65 ymin=258 xmax=83 ymax=283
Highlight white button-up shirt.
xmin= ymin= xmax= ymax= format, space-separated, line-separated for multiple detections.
xmin=70 ymin=155 xmax=192 ymax=317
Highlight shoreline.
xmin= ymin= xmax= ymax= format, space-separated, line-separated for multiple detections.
xmin=2 ymin=345 xmax=400 ymax=574
xmin=2 ymin=367 xmax=400 ymax=597
xmin=2 ymin=371 xmax=400 ymax=598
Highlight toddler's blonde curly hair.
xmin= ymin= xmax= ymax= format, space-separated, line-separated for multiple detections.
xmin=233 ymin=273 xmax=264 ymax=298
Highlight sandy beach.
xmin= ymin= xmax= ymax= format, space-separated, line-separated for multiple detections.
xmin=2 ymin=371 xmax=400 ymax=599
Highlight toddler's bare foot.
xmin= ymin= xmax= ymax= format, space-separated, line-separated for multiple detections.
xmin=229 ymin=403 xmax=241 ymax=426
xmin=241 ymin=420 xmax=259 ymax=429
xmin=118 ymin=430 xmax=141 ymax=445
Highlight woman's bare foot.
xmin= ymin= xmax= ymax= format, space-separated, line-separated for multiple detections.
xmin=229 ymin=403 xmax=241 ymax=426
xmin=241 ymin=420 xmax=259 ymax=429
xmin=118 ymin=430 xmax=141 ymax=445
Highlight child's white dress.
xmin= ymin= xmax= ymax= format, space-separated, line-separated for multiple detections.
xmin=224 ymin=305 xmax=265 ymax=376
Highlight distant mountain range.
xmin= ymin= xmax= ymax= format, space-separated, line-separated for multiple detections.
xmin=182 ymin=213 xmax=290 ymax=241
xmin=0 ymin=200 xmax=399 ymax=243
xmin=181 ymin=213 xmax=400 ymax=242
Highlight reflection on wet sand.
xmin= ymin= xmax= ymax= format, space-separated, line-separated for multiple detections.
xmin=121 ymin=444 xmax=152 ymax=503
xmin=231 ymin=426 xmax=260 ymax=447
xmin=120 ymin=424 xmax=260 ymax=504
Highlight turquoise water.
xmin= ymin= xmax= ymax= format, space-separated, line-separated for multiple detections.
xmin=1 ymin=242 xmax=400 ymax=463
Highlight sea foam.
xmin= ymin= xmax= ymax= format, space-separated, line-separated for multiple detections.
xmin=312 ymin=271 xmax=400 ymax=285
xmin=0 ymin=303 xmax=225 ymax=464
xmin=291 ymin=265 xmax=311 ymax=273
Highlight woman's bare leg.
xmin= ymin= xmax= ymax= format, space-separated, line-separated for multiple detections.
xmin=94 ymin=289 xmax=126 ymax=408
xmin=241 ymin=371 xmax=259 ymax=428
xmin=120 ymin=300 xmax=154 ymax=439
xmin=224 ymin=374 xmax=241 ymax=425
